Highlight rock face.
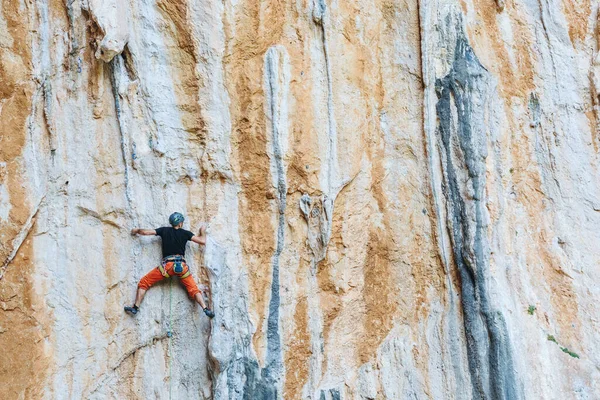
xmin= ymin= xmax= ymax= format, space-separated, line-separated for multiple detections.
xmin=1 ymin=0 xmax=600 ymax=398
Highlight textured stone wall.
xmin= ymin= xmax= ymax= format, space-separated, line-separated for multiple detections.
xmin=1 ymin=0 xmax=600 ymax=398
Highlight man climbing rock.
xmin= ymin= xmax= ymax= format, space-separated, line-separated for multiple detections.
xmin=124 ymin=212 xmax=215 ymax=318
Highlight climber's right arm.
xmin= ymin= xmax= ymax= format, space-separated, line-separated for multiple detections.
xmin=131 ymin=228 xmax=157 ymax=236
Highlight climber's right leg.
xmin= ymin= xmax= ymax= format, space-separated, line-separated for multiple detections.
xmin=133 ymin=287 xmax=147 ymax=307
xmin=124 ymin=267 xmax=165 ymax=315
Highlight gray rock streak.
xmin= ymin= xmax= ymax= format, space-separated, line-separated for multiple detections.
xmin=261 ymin=44 xmax=289 ymax=396
xmin=435 ymin=34 xmax=520 ymax=400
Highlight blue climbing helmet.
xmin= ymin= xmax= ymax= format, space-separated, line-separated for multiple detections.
xmin=169 ymin=212 xmax=185 ymax=227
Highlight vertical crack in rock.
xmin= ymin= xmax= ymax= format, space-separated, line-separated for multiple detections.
xmin=312 ymin=0 xmax=338 ymax=194
xmin=434 ymin=35 xmax=520 ymax=400
xmin=108 ymin=55 xmax=134 ymax=212
xmin=263 ymin=45 xmax=288 ymax=389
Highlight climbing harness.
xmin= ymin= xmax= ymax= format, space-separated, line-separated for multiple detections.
xmin=158 ymin=255 xmax=191 ymax=279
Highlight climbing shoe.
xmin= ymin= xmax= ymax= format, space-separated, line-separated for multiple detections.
xmin=124 ymin=305 xmax=139 ymax=315
xmin=203 ymin=308 xmax=215 ymax=318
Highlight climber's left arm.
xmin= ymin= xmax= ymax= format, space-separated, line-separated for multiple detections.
xmin=190 ymin=224 xmax=207 ymax=245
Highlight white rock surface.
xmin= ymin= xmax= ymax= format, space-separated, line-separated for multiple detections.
xmin=1 ymin=0 xmax=599 ymax=398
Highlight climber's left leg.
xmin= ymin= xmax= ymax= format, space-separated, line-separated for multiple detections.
xmin=180 ymin=271 xmax=214 ymax=318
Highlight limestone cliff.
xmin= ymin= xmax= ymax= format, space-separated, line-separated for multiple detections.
xmin=1 ymin=0 xmax=600 ymax=398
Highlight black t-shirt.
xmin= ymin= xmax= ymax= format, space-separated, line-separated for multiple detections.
xmin=155 ymin=227 xmax=194 ymax=258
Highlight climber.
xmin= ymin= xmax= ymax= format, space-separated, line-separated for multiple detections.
xmin=124 ymin=212 xmax=215 ymax=318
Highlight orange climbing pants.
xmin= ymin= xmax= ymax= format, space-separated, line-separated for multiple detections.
xmin=138 ymin=260 xmax=201 ymax=298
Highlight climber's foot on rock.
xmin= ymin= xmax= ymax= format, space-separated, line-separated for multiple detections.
xmin=124 ymin=305 xmax=139 ymax=315
xmin=203 ymin=308 xmax=215 ymax=318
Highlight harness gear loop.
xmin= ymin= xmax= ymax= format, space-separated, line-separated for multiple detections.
xmin=158 ymin=264 xmax=170 ymax=278
xmin=180 ymin=270 xmax=191 ymax=279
